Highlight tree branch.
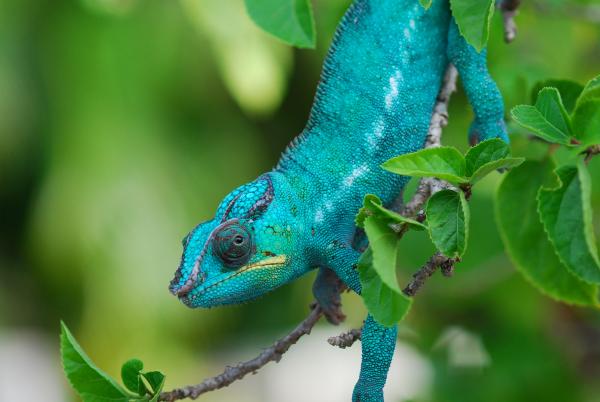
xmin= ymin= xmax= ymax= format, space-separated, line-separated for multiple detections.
xmin=401 ymin=65 xmax=457 ymax=218
xmin=159 ymin=305 xmax=323 ymax=401
xmin=500 ymin=0 xmax=521 ymax=43
xmin=327 ymin=328 xmax=363 ymax=349
xmin=583 ymin=144 xmax=600 ymax=165
xmin=403 ymin=253 xmax=459 ymax=296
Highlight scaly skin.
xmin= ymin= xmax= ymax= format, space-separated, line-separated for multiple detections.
xmin=169 ymin=1 xmax=508 ymax=400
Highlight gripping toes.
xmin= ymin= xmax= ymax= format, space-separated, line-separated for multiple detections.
xmin=312 ymin=268 xmax=347 ymax=325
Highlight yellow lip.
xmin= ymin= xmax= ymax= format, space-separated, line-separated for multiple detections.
xmin=239 ymin=255 xmax=287 ymax=272
xmin=187 ymin=255 xmax=289 ymax=298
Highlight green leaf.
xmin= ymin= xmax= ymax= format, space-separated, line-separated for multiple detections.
xmin=356 ymin=194 xmax=426 ymax=230
xmin=511 ymin=105 xmax=572 ymax=145
xmin=531 ymin=79 xmax=584 ymax=113
xmin=419 ymin=0 xmax=433 ymax=9
xmin=358 ymin=248 xmax=412 ymax=327
xmin=465 ymin=139 xmax=511 ymax=176
xmin=426 ymin=190 xmax=470 ymax=258
xmin=496 ymin=160 xmax=598 ymax=306
xmin=382 ymin=147 xmax=468 ymax=184
xmin=449 ymin=0 xmax=495 ymax=52
xmin=572 ymin=99 xmax=600 ymax=146
xmin=534 ymin=87 xmax=572 ymax=136
xmin=538 ymin=162 xmax=600 ymax=284
xmin=244 ymin=0 xmax=315 ymax=48
xmin=464 ymin=138 xmax=524 ymax=183
xmin=576 ymin=74 xmax=600 ymax=107
xmin=363 ymin=216 xmax=402 ymax=290
xmin=142 ymin=371 xmax=166 ymax=400
xmin=121 ymin=359 xmax=144 ymax=395
xmin=469 ymin=158 xmax=525 ymax=184
xmin=60 ymin=322 xmax=132 ymax=402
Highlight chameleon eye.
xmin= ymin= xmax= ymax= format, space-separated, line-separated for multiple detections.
xmin=212 ymin=222 xmax=253 ymax=268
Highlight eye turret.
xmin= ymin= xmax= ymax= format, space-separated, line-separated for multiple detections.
xmin=212 ymin=221 xmax=253 ymax=268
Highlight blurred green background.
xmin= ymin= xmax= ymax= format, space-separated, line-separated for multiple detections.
xmin=1 ymin=0 xmax=600 ymax=401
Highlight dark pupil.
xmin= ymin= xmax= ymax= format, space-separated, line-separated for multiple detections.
xmin=213 ymin=223 xmax=252 ymax=268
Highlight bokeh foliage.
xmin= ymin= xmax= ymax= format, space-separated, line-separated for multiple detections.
xmin=1 ymin=0 xmax=600 ymax=401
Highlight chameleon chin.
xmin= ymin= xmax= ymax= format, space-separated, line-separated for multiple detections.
xmin=169 ymin=0 xmax=508 ymax=400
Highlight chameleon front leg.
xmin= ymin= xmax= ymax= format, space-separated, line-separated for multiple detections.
xmin=329 ymin=247 xmax=397 ymax=402
xmin=447 ymin=19 xmax=509 ymax=144
xmin=312 ymin=267 xmax=347 ymax=325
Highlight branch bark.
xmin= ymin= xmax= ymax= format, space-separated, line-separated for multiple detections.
xmin=159 ymin=305 xmax=323 ymax=401
xmin=500 ymin=0 xmax=521 ymax=43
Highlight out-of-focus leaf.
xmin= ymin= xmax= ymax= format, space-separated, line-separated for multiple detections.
xmin=531 ymin=79 xmax=584 ymax=113
xmin=244 ymin=0 xmax=315 ymax=48
xmin=419 ymin=0 xmax=433 ymax=9
xmin=181 ymin=0 xmax=292 ymax=115
xmin=496 ymin=161 xmax=598 ymax=306
xmin=356 ymin=194 xmax=426 ymax=230
xmin=426 ymin=190 xmax=470 ymax=258
xmin=538 ymin=163 xmax=600 ymax=284
xmin=121 ymin=359 xmax=144 ymax=395
xmin=60 ymin=322 xmax=132 ymax=402
xmin=358 ymin=247 xmax=412 ymax=327
xmin=382 ymin=147 xmax=468 ymax=184
xmin=449 ymin=0 xmax=495 ymax=52
xmin=572 ymin=99 xmax=600 ymax=146
xmin=576 ymin=74 xmax=600 ymax=106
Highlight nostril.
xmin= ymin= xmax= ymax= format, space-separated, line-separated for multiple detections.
xmin=170 ymin=266 xmax=206 ymax=297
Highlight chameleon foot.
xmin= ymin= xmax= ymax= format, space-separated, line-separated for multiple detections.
xmin=312 ymin=267 xmax=347 ymax=325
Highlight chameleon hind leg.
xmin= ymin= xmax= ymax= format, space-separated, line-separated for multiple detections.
xmin=447 ymin=19 xmax=509 ymax=144
xmin=328 ymin=247 xmax=397 ymax=402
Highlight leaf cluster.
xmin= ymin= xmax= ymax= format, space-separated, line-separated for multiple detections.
xmin=357 ymin=140 xmax=523 ymax=326
xmin=512 ymin=76 xmax=600 ymax=147
xmin=61 ymin=322 xmax=166 ymax=402
xmin=497 ymin=77 xmax=600 ymax=307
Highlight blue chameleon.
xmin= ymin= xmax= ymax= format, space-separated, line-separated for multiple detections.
xmin=170 ymin=0 xmax=508 ymax=400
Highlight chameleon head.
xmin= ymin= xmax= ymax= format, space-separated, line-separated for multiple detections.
xmin=169 ymin=172 xmax=306 ymax=308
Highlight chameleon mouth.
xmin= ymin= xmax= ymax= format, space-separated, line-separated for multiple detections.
xmin=178 ymin=255 xmax=288 ymax=304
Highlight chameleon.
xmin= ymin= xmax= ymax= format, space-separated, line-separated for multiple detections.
xmin=169 ymin=0 xmax=508 ymax=400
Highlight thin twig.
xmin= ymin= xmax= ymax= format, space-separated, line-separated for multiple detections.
xmin=159 ymin=305 xmax=323 ymax=401
xmin=583 ymin=144 xmax=600 ymax=165
xmin=403 ymin=253 xmax=459 ymax=296
xmin=500 ymin=0 xmax=521 ymax=43
xmin=328 ymin=252 xmax=460 ymax=348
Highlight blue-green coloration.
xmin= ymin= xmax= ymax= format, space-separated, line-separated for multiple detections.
xmin=170 ymin=1 xmax=507 ymax=400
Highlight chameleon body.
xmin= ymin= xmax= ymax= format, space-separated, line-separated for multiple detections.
xmin=170 ymin=0 xmax=507 ymax=400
